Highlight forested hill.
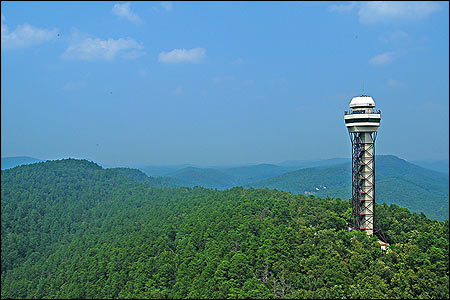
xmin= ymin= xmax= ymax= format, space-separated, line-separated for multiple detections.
xmin=112 ymin=167 xmax=181 ymax=188
xmin=1 ymin=159 xmax=448 ymax=299
xmin=246 ymin=155 xmax=449 ymax=221
xmin=167 ymin=166 xmax=238 ymax=189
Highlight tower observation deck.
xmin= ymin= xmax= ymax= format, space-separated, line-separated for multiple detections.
xmin=344 ymin=95 xmax=381 ymax=236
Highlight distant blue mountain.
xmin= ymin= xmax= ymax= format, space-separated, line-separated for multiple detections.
xmin=277 ymin=157 xmax=350 ymax=168
xmin=1 ymin=156 xmax=42 ymax=170
xmin=6 ymin=155 xmax=446 ymax=220
xmin=137 ymin=164 xmax=193 ymax=177
xmin=166 ymin=167 xmax=238 ymax=189
xmin=224 ymin=164 xmax=300 ymax=184
xmin=136 ymin=159 xmax=350 ymax=186
xmin=411 ymin=159 xmax=449 ymax=174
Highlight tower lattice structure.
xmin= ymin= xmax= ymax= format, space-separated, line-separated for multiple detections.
xmin=344 ymin=95 xmax=382 ymax=236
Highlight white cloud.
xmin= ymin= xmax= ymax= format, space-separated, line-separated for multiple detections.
xmin=1 ymin=14 xmax=7 ymax=36
xmin=379 ymin=30 xmax=410 ymax=44
xmin=369 ymin=51 xmax=397 ymax=65
xmin=359 ymin=1 xmax=441 ymax=24
xmin=328 ymin=2 xmax=357 ymax=13
xmin=121 ymin=49 xmax=146 ymax=59
xmin=329 ymin=1 xmax=440 ymax=24
xmin=158 ymin=48 xmax=206 ymax=63
xmin=1 ymin=16 xmax=58 ymax=49
xmin=112 ymin=2 xmax=142 ymax=24
xmin=161 ymin=1 xmax=173 ymax=11
xmin=62 ymin=36 xmax=144 ymax=61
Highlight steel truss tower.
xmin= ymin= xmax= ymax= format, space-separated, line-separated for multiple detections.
xmin=350 ymin=131 xmax=377 ymax=235
xmin=344 ymin=95 xmax=382 ymax=237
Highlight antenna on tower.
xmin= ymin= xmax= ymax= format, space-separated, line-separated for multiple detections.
xmin=362 ymin=82 xmax=365 ymax=96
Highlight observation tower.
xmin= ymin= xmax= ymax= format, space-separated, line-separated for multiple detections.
xmin=344 ymin=95 xmax=381 ymax=236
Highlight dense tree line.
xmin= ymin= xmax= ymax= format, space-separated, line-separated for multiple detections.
xmin=1 ymin=159 xmax=448 ymax=298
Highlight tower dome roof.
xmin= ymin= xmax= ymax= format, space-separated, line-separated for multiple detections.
xmin=349 ymin=95 xmax=375 ymax=108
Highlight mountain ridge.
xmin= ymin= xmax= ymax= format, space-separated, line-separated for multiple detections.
xmin=246 ymin=155 xmax=448 ymax=220
xmin=2 ymin=155 xmax=447 ymax=220
xmin=1 ymin=156 xmax=42 ymax=170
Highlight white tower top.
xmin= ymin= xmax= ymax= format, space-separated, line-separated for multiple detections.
xmin=344 ymin=95 xmax=381 ymax=133
xmin=349 ymin=95 xmax=375 ymax=108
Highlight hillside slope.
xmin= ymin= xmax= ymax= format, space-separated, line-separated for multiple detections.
xmin=221 ymin=164 xmax=294 ymax=184
xmin=167 ymin=166 xmax=238 ymax=189
xmin=247 ymin=155 xmax=449 ymax=221
xmin=136 ymin=159 xmax=350 ymax=189
xmin=111 ymin=167 xmax=181 ymax=188
xmin=137 ymin=165 xmax=192 ymax=177
xmin=1 ymin=159 xmax=448 ymax=299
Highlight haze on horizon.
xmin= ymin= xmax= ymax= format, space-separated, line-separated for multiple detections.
xmin=1 ymin=1 xmax=449 ymax=166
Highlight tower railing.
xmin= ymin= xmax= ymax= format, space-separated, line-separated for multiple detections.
xmin=344 ymin=109 xmax=381 ymax=115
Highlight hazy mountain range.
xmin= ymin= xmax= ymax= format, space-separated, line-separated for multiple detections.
xmin=126 ymin=155 xmax=449 ymax=221
xmin=2 ymin=155 xmax=448 ymax=220
xmin=411 ymin=159 xmax=449 ymax=174
xmin=245 ymin=156 xmax=448 ymax=221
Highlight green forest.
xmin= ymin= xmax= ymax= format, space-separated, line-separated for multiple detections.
xmin=1 ymin=159 xmax=449 ymax=299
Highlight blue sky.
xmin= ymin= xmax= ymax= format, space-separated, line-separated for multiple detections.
xmin=1 ymin=1 xmax=448 ymax=166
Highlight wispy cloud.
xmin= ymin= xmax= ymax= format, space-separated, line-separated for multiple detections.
xmin=161 ymin=1 xmax=173 ymax=11
xmin=138 ymin=68 xmax=149 ymax=77
xmin=62 ymin=80 xmax=86 ymax=91
xmin=243 ymin=79 xmax=254 ymax=86
xmin=212 ymin=76 xmax=234 ymax=85
xmin=328 ymin=2 xmax=357 ymax=13
xmin=158 ymin=48 xmax=206 ymax=63
xmin=232 ymin=57 xmax=244 ymax=65
xmin=369 ymin=51 xmax=397 ymax=65
xmin=173 ymin=86 xmax=183 ymax=96
xmin=379 ymin=30 xmax=410 ymax=44
xmin=359 ymin=1 xmax=441 ymax=24
xmin=62 ymin=34 xmax=145 ymax=61
xmin=329 ymin=1 xmax=441 ymax=24
xmin=112 ymin=2 xmax=142 ymax=24
xmin=1 ymin=15 xmax=58 ymax=49
xmin=387 ymin=79 xmax=404 ymax=87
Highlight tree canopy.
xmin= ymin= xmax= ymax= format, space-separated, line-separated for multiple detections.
xmin=1 ymin=159 xmax=448 ymax=299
